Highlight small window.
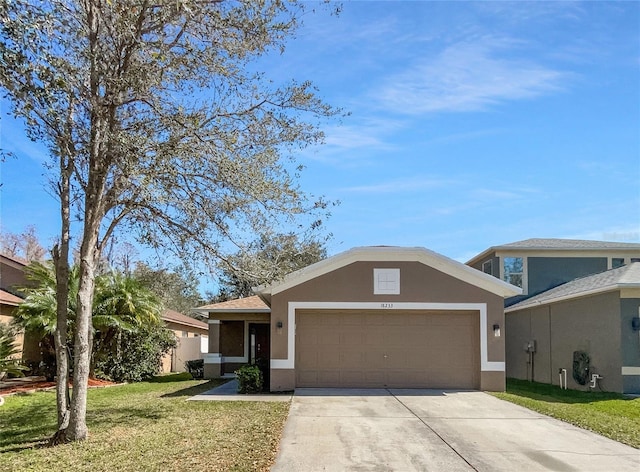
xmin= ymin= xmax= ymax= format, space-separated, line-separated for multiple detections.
xmin=503 ymin=257 xmax=523 ymax=288
xmin=482 ymin=260 xmax=493 ymax=275
xmin=631 ymin=258 xmax=640 ymax=263
xmin=612 ymin=258 xmax=625 ymax=269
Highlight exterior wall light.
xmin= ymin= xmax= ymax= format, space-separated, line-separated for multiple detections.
xmin=632 ymin=317 xmax=640 ymax=331
xmin=276 ymin=321 xmax=283 ymax=329
xmin=493 ymin=324 xmax=501 ymax=337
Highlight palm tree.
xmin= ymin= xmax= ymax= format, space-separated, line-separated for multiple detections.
xmin=0 ymin=323 xmax=28 ymax=379
xmin=12 ymin=262 xmax=163 ymax=377
xmin=91 ymin=271 xmax=163 ymax=374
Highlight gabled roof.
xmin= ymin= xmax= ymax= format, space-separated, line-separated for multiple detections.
xmin=0 ymin=289 xmax=23 ymax=306
xmin=193 ymin=295 xmax=270 ymax=313
xmin=161 ymin=309 xmax=208 ymax=330
xmin=256 ymin=246 xmax=521 ymax=303
xmin=506 ymin=262 xmax=640 ymax=312
xmin=467 ymin=238 xmax=640 ymax=265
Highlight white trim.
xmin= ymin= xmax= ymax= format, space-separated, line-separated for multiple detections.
xmin=269 ymin=301 xmax=504 ymax=373
xmin=203 ymin=353 xmax=222 ymax=364
xmin=622 ymin=366 xmax=640 ymax=376
xmin=208 ymin=319 xmax=221 ymax=324
xmin=223 ymin=356 xmax=247 ymax=363
xmin=197 ymin=308 xmax=271 ymax=314
xmin=499 ymin=255 xmax=527 ymax=295
xmin=257 ymin=247 xmax=521 ymax=298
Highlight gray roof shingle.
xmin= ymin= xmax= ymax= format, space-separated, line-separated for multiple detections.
xmin=498 ymin=238 xmax=640 ymax=250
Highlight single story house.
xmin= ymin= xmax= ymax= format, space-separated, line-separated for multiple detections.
xmin=0 ymin=253 xmax=30 ymax=356
xmin=505 ymin=262 xmax=640 ymax=394
xmin=160 ymin=309 xmax=208 ymax=373
xmin=197 ymin=246 xmax=520 ymax=392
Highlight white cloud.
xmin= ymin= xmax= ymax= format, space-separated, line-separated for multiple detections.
xmin=374 ymin=39 xmax=570 ymax=115
xmin=341 ymin=175 xmax=456 ymax=194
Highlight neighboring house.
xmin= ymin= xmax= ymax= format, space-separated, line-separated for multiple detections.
xmin=0 ymin=253 xmax=29 ymax=356
xmin=468 ymin=238 xmax=640 ymax=394
xmin=160 ymin=309 xmax=208 ymax=373
xmin=467 ymin=238 xmax=640 ymax=305
xmin=504 ymin=263 xmax=640 ymax=394
xmin=196 ymin=246 xmax=520 ymax=392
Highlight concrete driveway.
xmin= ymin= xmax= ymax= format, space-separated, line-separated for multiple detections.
xmin=271 ymin=389 xmax=640 ymax=472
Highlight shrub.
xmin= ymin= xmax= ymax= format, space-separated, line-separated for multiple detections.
xmin=235 ymin=365 xmax=263 ymax=394
xmin=185 ymin=359 xmax=204 ymax=379
xmin=94 ymin=325 xmax=177 ymax=382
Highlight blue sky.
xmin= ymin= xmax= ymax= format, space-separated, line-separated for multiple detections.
xmin=1 ymin=1 xmax=639 ymax=282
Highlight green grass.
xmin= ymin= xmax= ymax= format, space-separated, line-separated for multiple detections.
xmin=491 ymin=378 xmax=640 ymax=448
xmin=0 ymin=376 xmax=290 ymax=471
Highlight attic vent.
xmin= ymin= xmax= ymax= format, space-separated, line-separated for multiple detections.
xmin=374 ymin=268 xmax=400 ymax=295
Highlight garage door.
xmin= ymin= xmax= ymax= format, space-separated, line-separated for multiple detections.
xmin=296 ymin=310 xmax=479 ymax=389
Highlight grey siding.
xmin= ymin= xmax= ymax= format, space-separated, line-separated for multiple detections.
xmin=469 ymin=252 xmax=498 ymax=277
xmin=506 ymin=292 xmax=623 ymax=392
xmin=620 ymin=298 xmax=640 ymax=394
xmin=527 ymin=257 xmax=608 ymax=296
xmin=505 ymin=306 xmax=551 ymax=383
xmin=623 ymin=376 xmax=640 ymax=394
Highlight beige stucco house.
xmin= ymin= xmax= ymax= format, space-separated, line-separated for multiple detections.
xmin=160 ymin=309 xmax=208 ymax=373
xmin=0 ymin=254 xmax=29 ymax=356
xmin=197 ymin=246 xmax=520 ymax=392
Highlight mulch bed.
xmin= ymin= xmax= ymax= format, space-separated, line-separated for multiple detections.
xmin=0 ymin=378 xmax=117 ymax=396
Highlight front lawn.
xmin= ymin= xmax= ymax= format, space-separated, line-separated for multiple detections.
xmin=0 ymin=375 xmax=290 ymax=471
xmin=491 ymin=378 xmax=640 ymax=448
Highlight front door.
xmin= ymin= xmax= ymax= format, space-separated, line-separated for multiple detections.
xmin=249 ymin=323 xmax=270 ymax=389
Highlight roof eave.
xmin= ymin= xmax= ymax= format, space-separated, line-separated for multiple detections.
xmin=504 ymin=283 xmax=640 ymax=313
xmin=257 ymin=246 xmax=522 ymax=299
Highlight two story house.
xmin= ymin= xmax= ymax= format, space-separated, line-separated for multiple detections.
xmin=467 ymin=238 xmax=640 ymax=306
xmin=467 ymin=238 xmax=640 ymax=394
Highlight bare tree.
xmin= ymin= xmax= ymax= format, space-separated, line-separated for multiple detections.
xmin=0 ymin=226 xmax=47 ymax=261
xmin=216 ymin=232 xmax=328 ymax=300
xmin=1 ymin=0 xmax=339 ymax=442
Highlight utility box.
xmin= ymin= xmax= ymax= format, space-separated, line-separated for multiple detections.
xmin=523 ymin=340 xmax=536 ymax=353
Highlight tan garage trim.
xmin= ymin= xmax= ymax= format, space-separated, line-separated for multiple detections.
xmin=296 ymin=309 xmax=479 ymax=389
xmin=271 ymin=301 xmax=502 ymax=372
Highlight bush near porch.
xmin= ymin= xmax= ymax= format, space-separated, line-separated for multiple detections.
xmin=0 ymin=375 xmax=289 ymax=471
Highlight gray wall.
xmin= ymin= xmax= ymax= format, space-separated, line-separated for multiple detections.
xmin=527 ymin=257 xmax=607 ymax=296
xmin=620 ymin=298 xmax=640 ymax=394
xmin=506 ymin=291 xmax=623 ymax=392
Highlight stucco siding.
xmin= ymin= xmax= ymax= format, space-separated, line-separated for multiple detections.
xmin=270 ymin=260 xmax=506 ymax=391
xmin=620 ymin=298 xmax=640 ymax=367
xmin=507 ymin=291 xmax=623 ymax=392
xmin=620 ymin=298 xmax=640 ymax=394
xmin=527 ymin=257 xmax=607 ymax=296
xmin=505 ymin=306 xmax=551 ymax=382
xmin=550 ymin=293 xmax=621 ymax=391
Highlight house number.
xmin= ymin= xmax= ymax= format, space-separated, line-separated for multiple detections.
xmin=381 ymin=303 xmax=394 ymax=309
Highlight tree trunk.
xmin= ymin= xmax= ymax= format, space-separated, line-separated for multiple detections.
xmin=52 ymin=243 xmax=70 ymax=430
xmin=66 ymin=247 xmax=96 ymax=441
xmin=51 ymin=148 xmax=73 ymax=443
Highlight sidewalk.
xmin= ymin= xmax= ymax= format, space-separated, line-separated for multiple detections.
xmin=188 ymin=379 xmax=292 ymax=402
